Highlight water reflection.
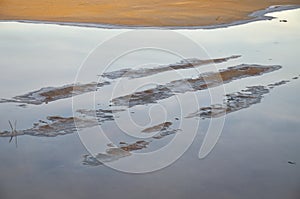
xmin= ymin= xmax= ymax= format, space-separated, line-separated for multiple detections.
xmin=0 ymin=8 xmax=299 ymax=199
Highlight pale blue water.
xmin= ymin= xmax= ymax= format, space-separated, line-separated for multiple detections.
xmin=0 ymin=8 xmax=299 ymax=199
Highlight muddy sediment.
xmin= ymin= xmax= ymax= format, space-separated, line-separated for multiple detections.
xmin=1 ymin=77 xmax=296 ymax=165
xmin=112 ymin=64 xmax=281 ymax=107
xmin=187 ymin=86 xmax=270 ymax=119
xmin=82 ymin=122 xmax=179 ymax=165
xmin=83 ymin=140 xmax=150 ymax=165
xmin=142 ymin=122 xmax=172 ymax=133
xmin=0 ymin=108 xmax=120 ymax=137
xmin=0 ymin=58 xmax=296 ymax=166
xmin=83 ymin=78 xmax=296 ymax=166
xmin=0 ymin=64 xmax=284 ymax=139
xmin=0 ymin=82 xmax=109 ymax=105
xmin=187 ymin=80 xmax=292 ymax=119
xmin=0 ymin=56 xmax=240 ymax=106
xmin=83 ymin=148 xmax=131 ymax=165
xmin=102 ymin=55 xmax=241 ymax=80
xmin=0 ymin=116 xmax=97 ymax=137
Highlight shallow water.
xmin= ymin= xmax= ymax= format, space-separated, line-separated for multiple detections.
xmin=0 ymin=8 xmax=299 ymax=199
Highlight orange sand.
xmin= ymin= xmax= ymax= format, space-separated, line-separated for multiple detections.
xmin=0 ymin=0 xmax=299 ymax=26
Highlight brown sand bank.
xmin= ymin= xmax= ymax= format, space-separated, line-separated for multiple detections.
xmin=0 ymin=0 xmax=299 ymax=27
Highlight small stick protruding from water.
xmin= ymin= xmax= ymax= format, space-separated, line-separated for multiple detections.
xmin=8 ymin=120 xmax=18 ymax=148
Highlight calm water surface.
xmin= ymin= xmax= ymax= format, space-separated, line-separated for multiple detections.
xmin=0 ymin=9 xmax=299 ymax=199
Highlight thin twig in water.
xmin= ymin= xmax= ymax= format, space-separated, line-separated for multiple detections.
xmin=8 ymin=120 xmax=18 ymax=148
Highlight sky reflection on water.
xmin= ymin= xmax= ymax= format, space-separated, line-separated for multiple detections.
xmin=0 ymin=8 xmax=299 ymax=199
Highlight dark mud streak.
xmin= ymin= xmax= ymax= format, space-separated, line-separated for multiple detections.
xmin=187 ymin=86 xmax=270 ymax=119
xmin=141 ymin=121 xmax=172 ymax=133
xmin=0 ymin=109 xmax=120 ymax=137
xmin=0 ymin=116 xmax=97 ymax=137
xmin=83 ymin=148 xmax=131 ymax=165
xmin=120 ymin=140 xmax=150 ymax=151
xmin=77 ymin=108 xmax=125 ymax=123
xmin=0 ymin=60 xmax=292 ymax=166
xmin=0 ymin=55 xmax=240 ymax=105
xmin=83 ymin=71 xmax=292 ymax=165
xmin=268 ymin=80 xmax=290 ymax=88
xmin=1 ymin=78 xmax=294 ymax=165
xmin=0 ymin=82 xmax=110 ymax=105
xmin=83 ymin=141 xmax=150 ymax=166
xmin=82 ymin=122 xmax=179 ymax=166
xmin=111 ymin=64 xmax=281 ymax=108
xmin=187 ymin=80 xmax=291 ymax=119
xmin=88 ymin=79 xmax=293 ymax=164
xmin=0 ymin=78 xmax=291 ymax=139
xmin=101 ymin=55 xmax=241 ymax=80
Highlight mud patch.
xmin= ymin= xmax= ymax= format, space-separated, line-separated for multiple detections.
xmin=77 ymin=108 xmax=125 ymax=123
xmin=112 ymin=64 xmax=281 ymax=107
xmin=142 ymin=122 xmax=172 ymax=133
xmin=102 ymin=55 xmax=240 ymax=79
xmin=82 ymin=140 xmax=150 ymax=165
xmin=83 ymin=148 xmax=131 ymax=165
xmin=0 ymin=108 xmax=124 ymax=138
xmin=187 ymin=86 xmax=269 ymax=118
xmin=120 ymin=140 xmax=150 ymax=151
xmin=82 ymin=123 xmax=179 ymax=165
xmin=187 ymin=79 xmax=293 ymax=119
xmin=0 ymin=116 xmax=97 ymax=137
xmin=0 ymin=82 xmax=109 ymax=105
xmin=268 ymin=80 xmax=289 ymax=88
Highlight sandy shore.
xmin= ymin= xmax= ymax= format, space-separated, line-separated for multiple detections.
xmin=0 ymin=0 xmax=299 ymax=27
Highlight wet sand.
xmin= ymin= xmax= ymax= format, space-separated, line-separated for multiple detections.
xmin=0 ymin=0 xmax=299 ymax=27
